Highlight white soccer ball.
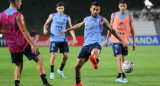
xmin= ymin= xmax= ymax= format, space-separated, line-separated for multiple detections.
xmin=122 ymin=60 xmax=134 ymax=73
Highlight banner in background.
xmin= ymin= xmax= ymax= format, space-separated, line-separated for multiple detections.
xmin=102 ymin=35 xmax=160 ymax=46
xmin=0 ymin=35 xmax=160 ymax=47
xmin=31 ymin=35 xmax=84 ymax=47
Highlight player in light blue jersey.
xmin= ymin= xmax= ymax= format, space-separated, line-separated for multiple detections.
xmin=43 ymin=2 xmax=77 ymax=79
xmin=61 ymin=1 xmax=128 ymax=86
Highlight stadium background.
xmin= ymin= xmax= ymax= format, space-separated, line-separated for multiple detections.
xmin=0 ymin=0 xmax=160 ymax=46
xmin=0 ymin=0 xmax=160 ymax=86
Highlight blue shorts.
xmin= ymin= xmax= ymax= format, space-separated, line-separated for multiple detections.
xmin=10 ymin=44 xmax=40 ymax=63
xmin=50 ymin=42 xmax=69 ymax=53
xmin=112 ymin=43 xmax=128 ymax=57
xmin=78 ymin=42 xmax=102 ymax=61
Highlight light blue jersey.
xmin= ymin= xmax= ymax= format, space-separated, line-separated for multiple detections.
xmin=5 ymin=8 xmax=17 ymax=15
xmin=0 ymin=8 xmax=18 ymax=21
xmin=0 ymin=8 xmax=17 ymax=23
xmin=83 ymin=15 xmax=103 ymax=46
xmin=50 ymin=13 xmax=68 ymax=42
xmin=5 ymin=8 xmax=18 ymax=27
xmin=113 ymin=11 xmax=132 ymax=22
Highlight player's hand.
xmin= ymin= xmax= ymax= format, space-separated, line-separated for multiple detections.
xmin=105 ymin=41 xmax=108 ymax=47
xmin=61 ymin=29 xmax=68 ymax=34
xmin=73 ymin=37 xmax=78 ymax=44
xmin=133 ymin=43 xmax=136 ymax=51
xmin=122 ymin=42 xmax=128 ymax=50
xmin=43 ymin=29 xmax=48 ymax=35
xmin=31 ymin=45 xmax=38 ymax=54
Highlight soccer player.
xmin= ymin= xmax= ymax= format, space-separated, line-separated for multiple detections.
xmin=43 ymin=2 xmax=77 ymax=79
xmin=61 ymin=1 xmax=128 ymax=86
xmin=0 ymin=0 xmax=52 ymax=86
xmin=105 ymin=0 xmax=136 ymax=83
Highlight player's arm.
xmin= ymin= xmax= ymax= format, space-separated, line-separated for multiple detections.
xmin=68 ymin=16 xmax=77 ymax=43
xmin=105 ymin=13 xmax=113 ymax=47
xmin=130 ymin=16 xmax=136 ymax=51
xmin=16 ymin=14 xmax=38 ymax=54
xmin=43 ymin=14 xmax=53 ymax=35
xmin=101 ymin=17 xmax=128 ymax=49
xmin=61 ymin=18 xmax=85 ymax=34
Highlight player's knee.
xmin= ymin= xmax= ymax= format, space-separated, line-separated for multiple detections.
xmin=38 ymin=57 xmax=43 ymax=62
xmin=63 ymin=53 xmax=69 ymax=59
xmin=51 ymin=53 xmax=57 ymax=58
xmin=117 ymin=57 xmax=122 ymax=61
xmin=15 ymin=62 xmax=23 ymax=67
xmin=34 ymin=55 xmax=43 ymax=63
xmin=91 ymin=51 xmax=99 ymax=56
xmin=64 ymin=55 xmax=69 ymax=59
xmin=75 ymin=65 xmax=81 ymax=70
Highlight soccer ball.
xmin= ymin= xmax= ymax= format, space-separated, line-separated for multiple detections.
xmin=122 ymin=60 xmax=134 ymax=73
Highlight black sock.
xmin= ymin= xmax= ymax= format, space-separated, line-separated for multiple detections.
xmin=96 ymin=58 xmax=99 ymax=64
xmin=122 ymin=73 xmax=126 ymax=78
xmin=117 ymin=73 xmax=122 ymax=79
xmin=76 ymin=77 xmax=81 ymax=84
xmin=60 ymin=64 xmax=65 ymax=71
xmin=40 ymin=74 xmax=48 ymax=84
xmin=50 ymin=65 xmax=54 ymax=73
xmin=15 ymin=80 xmax=20 ymax=86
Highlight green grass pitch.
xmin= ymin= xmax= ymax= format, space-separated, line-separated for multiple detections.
xmin=0 ymin=46 xmax=160 ymax=86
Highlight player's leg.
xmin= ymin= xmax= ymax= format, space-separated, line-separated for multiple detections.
xmin=74 ymin=46 xmax=89 ymax=86
xmin=24 ymin=44 xmax=52 ymax=86
xmin=74 ymin=58 xmax=86 ymax=86
xmin=49 ymin=42 xmax=58 ymax=79
xmin=57 ymin=42 xmax=69 ymax=78
xmin=11 ymin=52 xmax=23 ymax=86
xmin=50 ymin=52 xmax=57 ymax=79
xmin=121 ymin=55 xmax=128 ymax=83
xmin=116 ymin=54 xmax=124 ymax=80
xmin=14 ymin=62 xmax=23 ymax=86
xmin=34 ymin=55 xmax=52 ymax=86
xmin=112 ymin=43 xmax=124 ymax=83
xmin=89 ymin=43 xmax=102 ymax=69
xmin=89 ymin=48 xmax=100 ymax=69
xmin=121 ymin=45 xmax=129 ymax=83
xmin=60 ymin=52 xmax=69 ymax=69
xmin=122 ymin=56 xmax=126 ymax=77
xmin=115 ymin=54 xmax=124 ymax=83
xmin=116 ymin=54 xmax=123 ymax=75
xmin=57 ymin=52 xmax=69 ymax=78
xmin=122 ymin=56 xmax=125 ymax=63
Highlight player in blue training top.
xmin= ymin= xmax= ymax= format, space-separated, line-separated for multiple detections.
xmin=61 ymin=1 xmax=128 ymax=86
xmin=43 ymin=2 xmax=77 ymax=79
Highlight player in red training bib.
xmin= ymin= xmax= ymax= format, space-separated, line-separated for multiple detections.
xmin=0 ymin=0 xmax=52 ymax=86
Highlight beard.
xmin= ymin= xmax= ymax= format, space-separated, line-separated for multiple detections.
xmin=92 ymin=13 xmax=98 ymax=18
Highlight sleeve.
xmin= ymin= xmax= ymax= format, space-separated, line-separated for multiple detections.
xmin=0 ymin=13 xmax=1 ymax=20
xmin=113 ymin=12 xmax=115 ymax=22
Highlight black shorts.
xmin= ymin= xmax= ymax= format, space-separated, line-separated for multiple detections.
xmin=112 ymin=43 xmax=128 ymax=57
xmin=50 ymin=42 xmax=69 ymax=53
xmin=11 ymin=44 xmax=40 ymax=63
xmin=78 ymin=42 xmax=102 ymax=61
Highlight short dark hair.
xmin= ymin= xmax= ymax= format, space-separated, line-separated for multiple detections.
xmin=9 ymin=0 xmax=17 ymax=3
xmin=119 ymin=0 xmax=127 ymax=4
xmin=56 ymin=2 xmax=65 ymax=8
xmin=91 ymin=1 xmax=101 ymax=7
